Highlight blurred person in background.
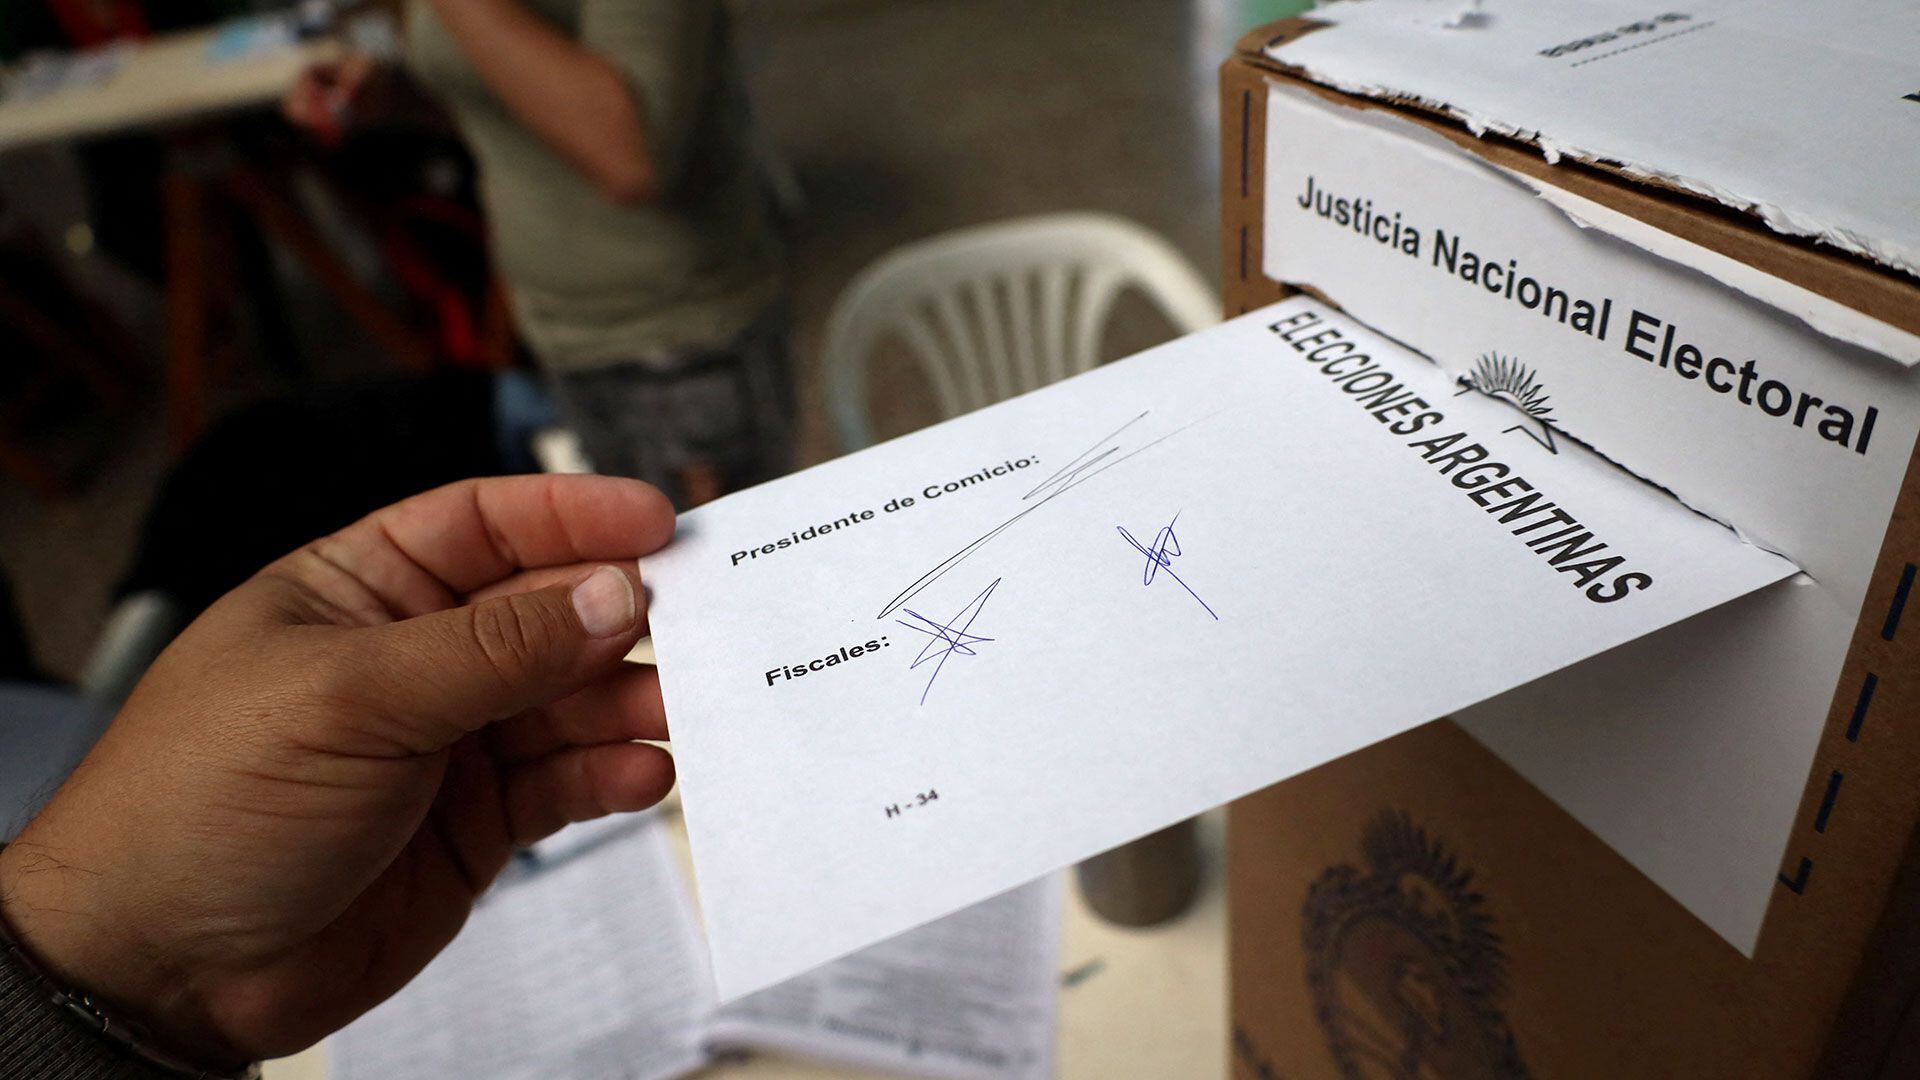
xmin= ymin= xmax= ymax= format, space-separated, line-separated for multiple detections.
xmin=286 ymin=0 xmax=791 ymax=507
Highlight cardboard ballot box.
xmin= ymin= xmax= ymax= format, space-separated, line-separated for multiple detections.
xmin=1221 ymin=11 xmax=1920 ymax=1079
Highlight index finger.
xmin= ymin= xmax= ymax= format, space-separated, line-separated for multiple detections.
xmin=312 ymin=475 xmax=676 ymax=617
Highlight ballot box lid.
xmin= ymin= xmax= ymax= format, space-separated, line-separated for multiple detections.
xmin=1232 ymin=9 xmax=1920 ymax=352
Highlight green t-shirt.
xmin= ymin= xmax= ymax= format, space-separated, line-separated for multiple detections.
xmin=407 ymin=0 xmax=782 ymax=371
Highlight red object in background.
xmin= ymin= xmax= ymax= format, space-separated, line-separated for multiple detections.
xmin=377 ymin=194 xmax=498 ymax=369
xmin=47 ymin=0 xmax=151 ymax=48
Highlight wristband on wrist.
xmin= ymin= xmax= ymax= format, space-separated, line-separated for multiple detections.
xmin=0 ymin=860 xmax=259 ymax=1080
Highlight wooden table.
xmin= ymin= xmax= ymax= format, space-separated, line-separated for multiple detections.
xmin=0 ymin=22 xmax=332 ymax=153
xmin=0 ymin=21 xmax=434 ymax=448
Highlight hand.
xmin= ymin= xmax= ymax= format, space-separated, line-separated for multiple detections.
xmin=282 ymin=53 xmax=383 ymax=143
xmin=0 ymin=476 xmax=677 ymax=1067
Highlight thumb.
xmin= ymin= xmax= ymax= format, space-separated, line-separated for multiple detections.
xmin=359 ymin=564 xmax=645 ymax=752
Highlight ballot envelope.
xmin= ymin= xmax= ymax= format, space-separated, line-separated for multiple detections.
xmin=643 ymin=293 xmax=1798 ymax=1002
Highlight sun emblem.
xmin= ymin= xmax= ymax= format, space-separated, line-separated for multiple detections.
xmin=1458 ymin=352 xmax=1558 ymax=454
xmin=1302 ymin=811 xmax=1531 ymax=1080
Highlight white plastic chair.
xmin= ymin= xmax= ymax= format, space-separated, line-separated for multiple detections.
xmin=823 ymin=213 xmax=1219 ymax=452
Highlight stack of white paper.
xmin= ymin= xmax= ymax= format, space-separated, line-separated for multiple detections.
xmin=330 ymin=817 xmax=713 ymax=1080
xmin=330 ymin=815 xmax=1060 ymax=1080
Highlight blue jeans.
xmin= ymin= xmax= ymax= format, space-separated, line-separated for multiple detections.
xmin=546 ymin=309 xmax=794 ymax=506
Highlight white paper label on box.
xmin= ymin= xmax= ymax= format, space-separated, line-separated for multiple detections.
xmin=1262 ymin=79 xmax=1920 ymax=953
xmin=1267 ymin=0 xmax=1920 ymax=280
xmin=643 ymin=297 xmax=1792 ymax=999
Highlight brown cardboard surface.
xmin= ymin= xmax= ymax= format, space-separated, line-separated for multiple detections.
xmin=1229 ymin=722 xmax=1758 ymax=1079
xmin=1222 ymin=22 xmax=1920 ymax=1078
xmin=1877 ymin=987 xmax=1920 ymax=1080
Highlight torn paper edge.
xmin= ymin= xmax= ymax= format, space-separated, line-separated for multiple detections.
xmin=1286 ymin=275 xmax=1811 ymax=587
xmin=1260 ymin=83 xmax=1858 ymax=607
xmin=1260 ymin=47 xmax=1920 ymax=284
xmin=1259 ymin=78 xmax=1920 ymax=369
xmin=1504 ymin=174 xmax=1920 ymax=368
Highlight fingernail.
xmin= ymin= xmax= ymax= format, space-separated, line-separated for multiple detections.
xmin=572 ymin=567 xmax=635 ymax=638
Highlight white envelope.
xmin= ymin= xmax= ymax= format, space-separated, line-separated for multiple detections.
xmin=641 ymin=297 xmax=1793 ymax=999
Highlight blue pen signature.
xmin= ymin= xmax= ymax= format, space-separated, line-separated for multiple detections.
xmin=896 ymin=578 xmax=1002 ymax=705
xmin=1116 ymin=513 xmax=1219 ymax=620
xmin=878 ymin=410 xmax=1222 ymax=620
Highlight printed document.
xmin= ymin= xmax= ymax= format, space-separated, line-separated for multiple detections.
xmin=331 ymin=814 xmax=1060 ymax=1080
xmin=330 ymin=816 xmax=712 ymax=1080
xmin=641 ymin=297 xmax=1795 ymax=999
xmin=710 ymin=875 xmax=1060 ymax=1079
